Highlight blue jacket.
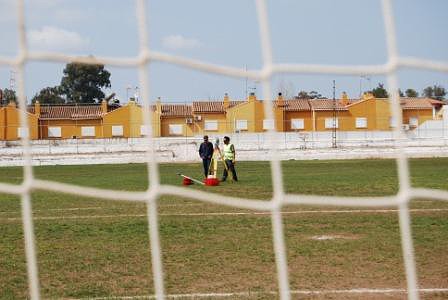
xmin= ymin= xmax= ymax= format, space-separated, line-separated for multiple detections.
xmin=199 ymin=141 xmax=214 ymax=160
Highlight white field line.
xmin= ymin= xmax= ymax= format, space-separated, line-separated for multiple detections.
xmin=1 ymin=208 xmax=448 ymax=222
xmin=0 ymin=204 xmax=202 ymax=215
xmin=78 ymin=288 xmax=448 ymax=299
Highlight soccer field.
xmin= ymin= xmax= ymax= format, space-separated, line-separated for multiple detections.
xmin=1 ymin=159 xmax=448 ymax=299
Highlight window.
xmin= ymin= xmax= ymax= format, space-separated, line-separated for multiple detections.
xmin=263 ymin=119 xmax=274 ymax=130
xmin=48 ymin=127 xmax=61 ymax=138
xmin=325 ymin=118 xmax=338 ymax=129
xmin=291 ymin=119 xmax=304 ymax=130
xmin=389 ymin=116 xmax=397 ymax=128
xmin=17 ymin=127 xmax=29 ymax=138
xmin=236 ymin=120 xmax=248 ymax=130
xmin=355 ymin=117 xmax=367 ymax=128
xmin=140 ymin=125 xmax=149 ymax=136
xmin=204 ymin=120 xmax=218 ymax=131
xmin=112 ymin=125 xmax=123 ymax=136
xmin=81 ymin=126 xmax=95 ymax=137
xmin=409 ymin=117 xmax=418 ymax=127
xmin=169 ymin=124 xmax=183 ymax=135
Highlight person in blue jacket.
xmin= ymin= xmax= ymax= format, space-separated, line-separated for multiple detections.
xmin=198 ymin=135 xmax=214 ymax=178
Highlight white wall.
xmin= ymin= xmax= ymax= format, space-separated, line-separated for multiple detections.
xmin=1 ymin=125 xmax=448 ymax=166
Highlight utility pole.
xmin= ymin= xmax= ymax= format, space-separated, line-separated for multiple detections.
xmin=332 ymin=80 xmax=337 ymax=148
xmin=244 ymin=65 xmax=248 ymax=99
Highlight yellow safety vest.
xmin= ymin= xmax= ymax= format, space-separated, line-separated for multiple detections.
xmin=223 ymin=143 xmax=235 ymax=160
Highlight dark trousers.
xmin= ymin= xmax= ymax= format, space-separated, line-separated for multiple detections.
xmin=202 ymin=158 xmax=211 ymax=178
xmin=222 ymin=159 xmax=238 ymax=181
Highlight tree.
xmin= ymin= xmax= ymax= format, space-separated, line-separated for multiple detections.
xmin=398 ymin=89 xmax=404 ymax=97
xmin=370 ymin=83 xmax=388 ymax=98
xmin=423 ymin=85 xmax=446 ymax=100
xmin=296 ymin=90 xmax=309 ymax=99
xmin=423 ymin=86 xmax=434 ymax=98
xmin=1 ymin=88 xmax=17 ymax=103
xmin=31 ymin=86 xmax=65 ymax=104
xmin=295 ymin=90 xmax=324 ymax=99
xmin=405 ymin=88 xmax=419 ymax=98
xmin=60 ymin=61 xmax=111 ymax=103
xmin=309 ymin=90 xmax=324 ymax=99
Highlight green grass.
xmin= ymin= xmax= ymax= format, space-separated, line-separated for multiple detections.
xmin=0 ymin=158 xmax=448 ymax=299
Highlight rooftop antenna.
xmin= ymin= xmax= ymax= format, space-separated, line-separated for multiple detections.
xmin=248 ymin=80 xmax=259 ymax=97
xmin=9 ymin=70 xmax=16 ymax=91
xmin=4 ymin=70 xmax=16 ymax=105
xmin=332 ymin=80 xmax=337 ymax=148
xmin=126 ymin=85 xmax=132 ymax=102
xmin=359 ymin=75 xmax=371 ymax=98
xmin=134 ymin=86 xmax=139 ymax=102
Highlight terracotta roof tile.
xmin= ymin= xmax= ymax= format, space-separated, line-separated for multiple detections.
xmin=308 ymin=99 xmax=349 ymax=111
xmin=27 ymin=105 xmax=118 ymax=120
xmin=275 ymin=99 xmax=311 ymax=111
xmin=427 ymin=98 xmax=446 ymax=105
xmin=161 ymin=104 xmax=192 ymax=117
xmin=400 ymin=98 xmax=434 ymax=110
xmin=349 ymin=97 xmax=439 ymax=110
xmin=192 ymin=101 xmax=244 ymax=113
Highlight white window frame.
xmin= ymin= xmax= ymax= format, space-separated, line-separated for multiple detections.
xmin=169 ymin=124 xmax=183 ymax=136
xmin=17 ymin=127 xmax=29 ymax=138
xmin=355 ymin=117 xmax=367 ymax=129
xmin=389 ymin=116 xmax=397 ymax=128
xmin=263 ymin=119 xmax=274 ymax=130
xmin=325 ymin=118 xmax=339 ymax=129
xmin=409 ymin=117 xmax=418 ymax=127
xmin=112 ymin=125 xmax=124 ymax=137
xmin=291 ymin=118 xmax=304 ymax=130
xmin=204 ymin=120 xmax=218 ymax=131
xmin=140 ymin=125 xmax=149 ymax=136
xmin=236 ymin=119 xmax=248 ymax=131
xmin=81 ymin=126 xmax=95 ymax=137
xmin=48 ymin=126 xmax=61 ymax=138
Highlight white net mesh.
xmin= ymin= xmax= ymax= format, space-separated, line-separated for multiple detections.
xmin=1 ymin=0 xmax=448 ymax=299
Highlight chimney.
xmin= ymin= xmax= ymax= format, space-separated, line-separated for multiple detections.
xmin=341 ymin=91 xmax=349 ymax=106
xmin=362 ymin=92 xmax=374 ymax=100
xmin=128 ymin=98 xmax=136 ymax=106
xmin=223 ymin=93 xmax=230 ymax=109
xmin=101 ymin=99 xmax=108 ymax=114
xmin=34 ymin=100 xmax=41 ymax=117
xmin=248 ymin=92 xmax=256 ymax=103
xmin=277 ymin=92 xmax=285 ymax=107
xmin=156 ymin=97 xmax=162 ymax=115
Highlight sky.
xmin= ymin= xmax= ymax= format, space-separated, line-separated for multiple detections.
xmin=0 ymin=0 xmax=447 ymax=104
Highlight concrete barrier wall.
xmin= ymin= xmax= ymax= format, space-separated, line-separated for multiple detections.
xmin=1 ymin=128 xmax=448 ymax=166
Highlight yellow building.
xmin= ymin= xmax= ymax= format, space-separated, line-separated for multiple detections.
xmin=27 ymin=99 xmax=159 ymax=139
xmin=192 ymin=93 xmax=286 ymax=134
xmin=0 ymin=93 xmax=444 ymax=140
xmin=102 ymin=100 xmax=159 ymax=138
xmin=193 ymin=93 xmax=243 ymax=134
xmin=0 ymin=101 xmax=38 ymax=140
xmin=278 ymin=97 xmax=312 ymax=132
xmin=159 ymin=102 xmax=194 ymax=137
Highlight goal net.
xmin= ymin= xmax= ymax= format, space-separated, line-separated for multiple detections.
xmin=1 ymin=0 xmax=447 ymax=299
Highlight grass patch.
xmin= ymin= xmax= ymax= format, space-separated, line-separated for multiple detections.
xmin=0 ymin=158 xmax=447 ymax=298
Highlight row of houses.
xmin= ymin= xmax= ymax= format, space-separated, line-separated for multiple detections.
xmin=0 ymin=92 xmax=444 ymax=140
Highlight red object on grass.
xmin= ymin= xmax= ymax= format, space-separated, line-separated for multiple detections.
xmin=204 ymin=178 xmax=220 ymax=186
xmin=182 ymin=177 xmax=193 ymax=185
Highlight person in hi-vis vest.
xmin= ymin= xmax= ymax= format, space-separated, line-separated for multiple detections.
xmin=221 ymin=136 xmax=238 ymax=182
